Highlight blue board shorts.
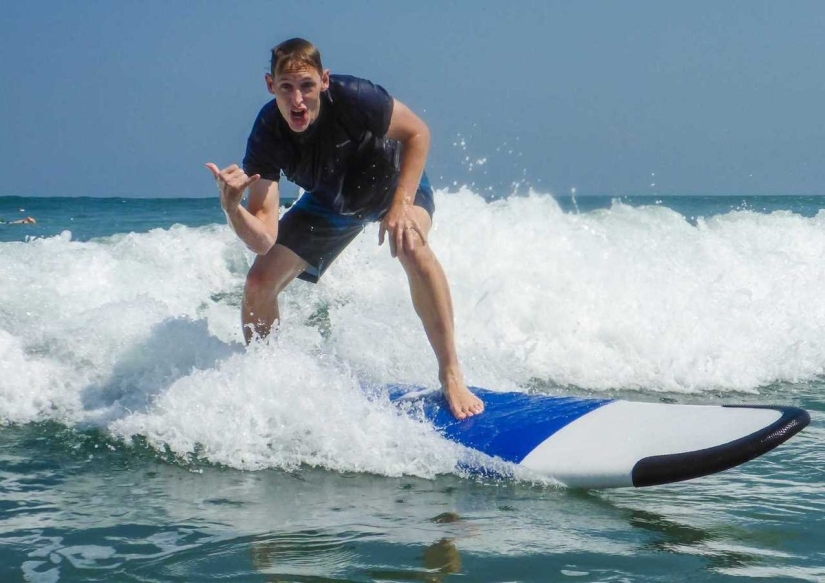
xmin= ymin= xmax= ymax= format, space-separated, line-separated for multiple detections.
xmin=276 ymin=173 xmax=435 ymax=283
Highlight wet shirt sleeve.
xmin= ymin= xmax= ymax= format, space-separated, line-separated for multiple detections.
xmin=242 ymin=102 xmax=282 ymax=182
xmin=333 ymin=75 xmax=395 ymax=139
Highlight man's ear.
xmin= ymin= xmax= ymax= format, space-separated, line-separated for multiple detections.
xmin=265 ymin=72 xmax=276 ymax=95
xmin=321 ymin=69 xmax=330 ymax=91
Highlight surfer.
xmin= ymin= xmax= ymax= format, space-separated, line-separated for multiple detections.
xmin=0 ymin=216 xmax=36 ymax=224
xmin=205 ymin=38 xmax=484 ymax=420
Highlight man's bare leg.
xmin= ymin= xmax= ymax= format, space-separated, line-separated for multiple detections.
xmin=397 ymin=209 xmax=484 ymax=420
xmin=242 ymin=243 xmax=308 ymax=344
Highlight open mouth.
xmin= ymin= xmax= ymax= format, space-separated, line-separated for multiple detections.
xmin=290 ymin=109 xmax=308 ymax=124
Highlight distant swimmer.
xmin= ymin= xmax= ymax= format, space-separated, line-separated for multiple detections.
xmin=0 ymin=216 xmax=36 ymax=225
xmin=205 ymin=37 xmax=483 ymax=420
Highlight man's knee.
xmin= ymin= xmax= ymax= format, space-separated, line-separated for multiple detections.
xmin=245 ymin=262 xmax=280 ymax=296
xmin=398 ymin=242 xmax=436 ymax=276
xmin=245 ymin=245 xmax=306 ymax=297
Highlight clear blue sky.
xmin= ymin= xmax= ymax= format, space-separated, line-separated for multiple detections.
xmin=2 ymin=1 xmax=823 ymax=198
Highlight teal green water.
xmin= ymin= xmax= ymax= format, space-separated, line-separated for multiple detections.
xmin=1 ymin=194 xmax=823 ymax=243
xmin=1 ymin=194 xmax=823 ymax=582
xmin=2 ymin=384 xmax=822 ymax=582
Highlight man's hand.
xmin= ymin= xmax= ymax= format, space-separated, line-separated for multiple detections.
xmin=379 ymin=201 xmax=428 ymax=258
xmin=205 ymin=163 xmax=260 ymax=214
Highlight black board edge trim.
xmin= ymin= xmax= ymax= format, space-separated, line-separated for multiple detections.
xmin=630 ymin=405 xmax=811 ymax=488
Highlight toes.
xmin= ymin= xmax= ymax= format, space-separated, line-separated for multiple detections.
xmin=445 ymin=391 xmax=485 ymax=420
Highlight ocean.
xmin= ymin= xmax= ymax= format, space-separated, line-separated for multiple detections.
xmin=0 ymin=191 xmax=823 ymax=582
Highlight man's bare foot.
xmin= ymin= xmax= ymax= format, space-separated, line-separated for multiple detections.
xmin=441 ymin=368 xmax=484 ymax=420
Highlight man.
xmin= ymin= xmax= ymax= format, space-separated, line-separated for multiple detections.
xmin=205 ymin=38 xmax=483 ymax=420
xmin=0 ymin=216 xmax=36 ymax=224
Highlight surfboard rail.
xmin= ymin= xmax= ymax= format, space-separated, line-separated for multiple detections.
xmin=630 ymin=404 xmax=811 ymax=487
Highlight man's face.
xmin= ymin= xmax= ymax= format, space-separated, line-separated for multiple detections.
xmin=266 ymin=66 xmax=330 ymax=133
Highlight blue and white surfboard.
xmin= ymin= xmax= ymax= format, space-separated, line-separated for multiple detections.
xmin=388 ymin=386 xmax=810 ymax=488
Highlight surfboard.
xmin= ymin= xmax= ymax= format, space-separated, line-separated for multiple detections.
xmin=386 ymin=386 xmax=810 ymax=488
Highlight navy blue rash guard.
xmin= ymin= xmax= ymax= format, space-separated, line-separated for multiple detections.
xmin=243 ymin=74 xmax=403 ymax=216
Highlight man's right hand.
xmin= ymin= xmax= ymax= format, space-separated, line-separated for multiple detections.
xmin=205 ymin=163 xmax=260 ymax=214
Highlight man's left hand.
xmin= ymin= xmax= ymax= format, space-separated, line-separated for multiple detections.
xmin=379 ymin=202 xmax=428 ymax=258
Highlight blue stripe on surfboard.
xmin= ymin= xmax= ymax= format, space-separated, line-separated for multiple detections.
xmin=387 ymin=386 xmax=612 ymax=464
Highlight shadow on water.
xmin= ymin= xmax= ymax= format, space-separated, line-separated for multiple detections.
xmin=0 ymin=429 xmax=815 ymax=583
xmin=79 ymin=316 xmax=243 ymax=423
xmin=583 ymin=484 xmax=810 ymax=580
xmin=248 ymin=516 xmax=462 ymax=583
xmin=626 ymin=506 xmax=758 ymax=572
xmin=242 ymin=481 xmax=798 ymax=581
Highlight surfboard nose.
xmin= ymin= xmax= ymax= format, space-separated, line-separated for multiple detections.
xmin=630 ymin=405 xmax=811 ymax=487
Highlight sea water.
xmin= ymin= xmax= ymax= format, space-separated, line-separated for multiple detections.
xmin=0 ymin=192 xmax=823 ymax=582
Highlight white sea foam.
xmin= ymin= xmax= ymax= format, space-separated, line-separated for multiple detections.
xmin=1 ymin=190 xmax=824 ymax=474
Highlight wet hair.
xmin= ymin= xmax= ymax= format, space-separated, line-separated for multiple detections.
xmin=270 ymin=38 xmax=324 ymax=76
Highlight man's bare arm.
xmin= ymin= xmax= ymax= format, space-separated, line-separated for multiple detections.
xmin=205 ymin=163 xmax=280 ymax=255
xmin=379 ymin=99 xmax=431 ymax=256
xmin=386 ymin=99 xmax=430 ymax=207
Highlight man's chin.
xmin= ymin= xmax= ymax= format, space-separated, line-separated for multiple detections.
xmin=288 ymin=118 xmax=310 ymax=132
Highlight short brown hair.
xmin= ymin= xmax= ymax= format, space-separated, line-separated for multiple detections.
xmin=270 ymin=38 xmax=324 ymax=76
